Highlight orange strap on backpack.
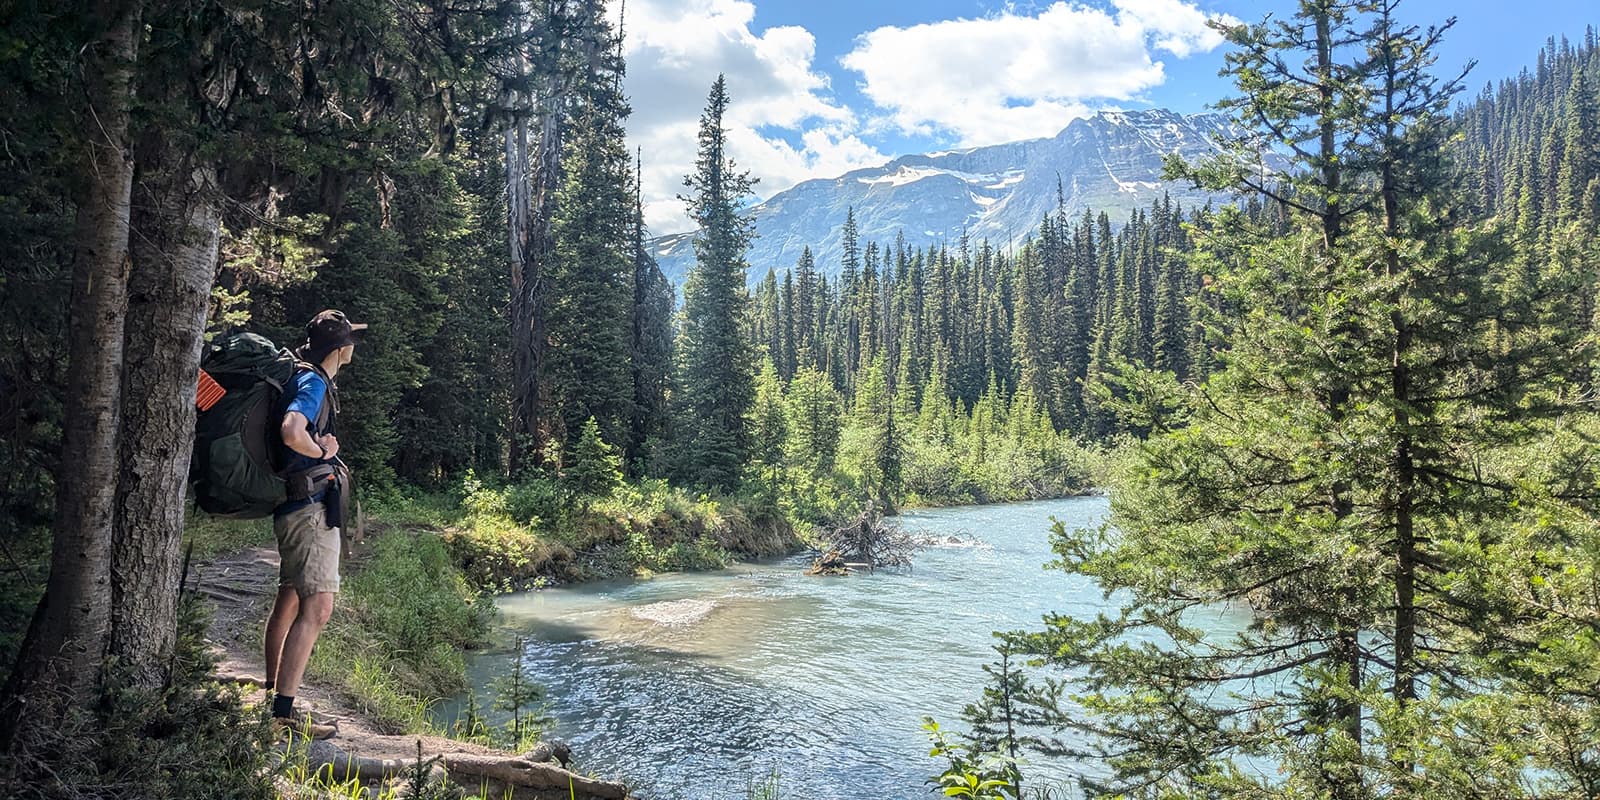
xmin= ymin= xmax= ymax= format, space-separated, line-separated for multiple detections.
xmin=196 ymin=368 xmax=226 ymax=411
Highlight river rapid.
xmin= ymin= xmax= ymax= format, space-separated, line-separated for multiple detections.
xmin=450 ymin=497 xmax=1148 ymax=799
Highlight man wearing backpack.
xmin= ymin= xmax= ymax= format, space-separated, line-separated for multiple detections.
xmin=261 ymin=309 xmax=365 ymax=740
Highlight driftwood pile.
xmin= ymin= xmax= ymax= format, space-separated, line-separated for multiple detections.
xmin=806 ymin=505 xmax=920 ymax=576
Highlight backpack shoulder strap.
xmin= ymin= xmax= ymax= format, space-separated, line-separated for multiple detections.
xmin=289 ymin=361 xmax=336 ymax=435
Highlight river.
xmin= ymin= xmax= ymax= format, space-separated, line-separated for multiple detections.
xmin=448 ymin=497 xmax=1147 ymax=798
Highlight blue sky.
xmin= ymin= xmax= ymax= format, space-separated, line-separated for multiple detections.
xmin=624 ymin=0 xmax=1598 ymax=233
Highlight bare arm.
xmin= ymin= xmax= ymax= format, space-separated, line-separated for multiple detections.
xmin=280 ymin=412 xmax=339 ymax=460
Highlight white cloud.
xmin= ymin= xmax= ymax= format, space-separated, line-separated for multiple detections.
xmin=841 ymin=0 xmax=1234 ymax=147
xmin=1110 ymin=0 xmax=1229 ymax=58
xmin=624 ymin=0 xmax=887 ymax=234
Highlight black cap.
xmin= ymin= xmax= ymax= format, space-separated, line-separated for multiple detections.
xmin=303 ymin=309 xmax=368 ymax=362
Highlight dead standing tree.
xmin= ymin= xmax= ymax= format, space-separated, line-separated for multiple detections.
xmin=504 ymin=0 xmax=571 ymax=475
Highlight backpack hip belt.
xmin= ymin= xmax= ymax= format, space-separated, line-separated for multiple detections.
xmin=284 ymin=464 xmax=338 ymax=501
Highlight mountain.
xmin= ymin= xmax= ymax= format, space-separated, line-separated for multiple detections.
xmin=649 ymin=108 xmax=1272 ymax=285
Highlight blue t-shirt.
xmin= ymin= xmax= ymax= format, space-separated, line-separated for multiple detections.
xmin=275 ymin=369 xmax=333 ymax=517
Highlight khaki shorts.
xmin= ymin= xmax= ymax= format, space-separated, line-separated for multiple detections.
xmin=275 ymin=502 xmax=341 ymax=596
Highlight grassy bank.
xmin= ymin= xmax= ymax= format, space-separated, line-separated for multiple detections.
xmin=446 ymin=475 xmax=802 ymax=591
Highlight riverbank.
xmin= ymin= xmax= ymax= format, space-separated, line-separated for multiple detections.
xmin=191 ymin=539 xmax=637 ymax=800
xmin=177 ymin=474 xmax=1105 ymax=797
xmin=181 ymin=479 xmax=806 ymax=760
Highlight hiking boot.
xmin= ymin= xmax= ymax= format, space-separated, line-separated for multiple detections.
xmin=273 ymin=709 xmax=338 ymax=740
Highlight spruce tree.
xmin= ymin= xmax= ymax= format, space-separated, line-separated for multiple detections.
xmin=748 ymin=359 xmax=789 ymax=501
xmin=672 ymin=76 xmax=757 ymax=491
xmin=629 ymin=153 xmax=675 ymax=474
xmin=548 ymin=122 xmax=635 ymax=441
xmin=1024 ymin=5 xmax=1598 ymax=796
xmin=785 ymin=367 xmax=843 ymax=476
xmin=566 ymin=416 xmax=622 ymax=499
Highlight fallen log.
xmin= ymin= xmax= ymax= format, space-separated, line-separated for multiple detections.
xmin=302 ymin=739 xmax=423 ymax=784
xmin=805 ymin=549 xmax=852 ymax=576
xmin=289 ymin=739 xmax=634 ymax=800
xmin=442 ymin=752 xmax=632 ymax=799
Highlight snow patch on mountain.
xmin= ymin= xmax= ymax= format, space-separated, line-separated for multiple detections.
xmin=650 ymin=109 xmax=1277 ymax=286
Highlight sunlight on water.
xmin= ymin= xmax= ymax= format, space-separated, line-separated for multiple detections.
xmin=445 ymin=497 xmax=1246 ymax=799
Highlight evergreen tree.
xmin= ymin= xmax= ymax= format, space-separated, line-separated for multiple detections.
xmin=748 ymin=359 xmax=789 ymax=503
xmin=1023 ymin=5 xmax=1599 ymax=796
xmin=566 ymin=416 xmax=622 ymax=499
xmin=672 ymin=76 xmax=757 ymax=491
xmin=785 ymin=367 xmax=843 ymax=476
xmin=549 ymin=95 xmax=635 ymax=451
xmin=629 ymin=154 xmax=675 ymax=475
xmin=795 ymin=246 xmax=819 ymax=369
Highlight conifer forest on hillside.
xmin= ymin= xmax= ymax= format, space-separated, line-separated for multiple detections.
xmin=2 ymin=0 xmax=1600 ymax=797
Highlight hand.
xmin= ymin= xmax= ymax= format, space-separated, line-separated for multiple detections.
xmin=316 ymin=434 xmax=340 ymax=460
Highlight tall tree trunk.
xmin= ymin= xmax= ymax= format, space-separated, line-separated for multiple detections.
xmin=1312 ymin=6 xmax=1363 ymax=769
xmin=508 ymin=86 xmax=535 ymax=474
xmin=509 ymin=118 xmax=560 ymax=476
xmin=1376 ymin=5 xmax=1419 ymax=774
xmin=111 ymin=151 xmax=220 ymax=689
xmin=0 ymin=0 xmax=141 ymax=748
xmin=526 ymin=105 xmax=560 ymax=459
xmin=506 ymin=2 xmax=564 ymax=474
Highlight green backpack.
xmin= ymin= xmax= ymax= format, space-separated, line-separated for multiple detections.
xmin=190 ymin=332 xmax=324 ymax=518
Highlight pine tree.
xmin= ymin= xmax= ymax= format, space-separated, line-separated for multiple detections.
xmin=629 ymin=153 xmax=675 ymax=474
xmin=1026 ymin=5 xmax=1598 ymax=796
xmin=672 ymin=76 xmax=757 ymax=491
xmin=548 ymin=104 xmax=634 ymax=449
xmin=775 ymin=269 xmax=795 ymax=379
xmin=748 ymin=359 xmax=789 ymax=502
xmin=794 ymin=246 xmax=819 ymax=369
xmin=785 ymin=367 xmax=843 ymax=476
xmin=1555 ymin=70 xmax=1599 ymax=225
xmin=566 ymin=416 xmax=622 ymax=499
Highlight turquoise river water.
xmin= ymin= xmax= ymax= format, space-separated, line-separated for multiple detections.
xmin=447 ymin=496 xmax=1246 ymax=799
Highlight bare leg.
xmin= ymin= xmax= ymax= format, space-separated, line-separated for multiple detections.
xmin=273 ymin=592 xmax=334 ymax=702
xmin=264 ymin=586 xmax=300 ymax=688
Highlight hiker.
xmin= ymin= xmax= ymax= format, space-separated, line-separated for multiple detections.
xmin=262 ymin=310 xmax=366 ymax=739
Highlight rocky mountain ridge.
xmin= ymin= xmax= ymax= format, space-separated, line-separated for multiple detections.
xmin=650 ymin=108 xmax=1270 ymax=285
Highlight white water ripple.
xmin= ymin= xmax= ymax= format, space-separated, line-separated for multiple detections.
xmin=629 ymin=597 xmax=716 ymax=627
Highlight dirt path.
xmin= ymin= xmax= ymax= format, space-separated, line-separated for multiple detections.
xmin=193 ymin=543 xmax=503 ymax=763
xmin=192 ymin=542 xmax=635 ymax=799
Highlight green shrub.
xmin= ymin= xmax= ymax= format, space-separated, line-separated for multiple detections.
xmin=503 ymin=476 xmax=567 ymax=528
xmin=1 ymin=597 xmax=276 ymax=800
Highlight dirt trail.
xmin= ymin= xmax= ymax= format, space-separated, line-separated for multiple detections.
xmin=192 ymin=542 xmax=635 ymax=799
xmin=194 ymin=544 xmax=495 ymax=758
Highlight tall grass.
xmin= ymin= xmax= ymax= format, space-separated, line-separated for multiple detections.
xmin=308 ymin=533 xmax=492 ymax=735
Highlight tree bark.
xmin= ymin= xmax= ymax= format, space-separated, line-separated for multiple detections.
xmin=1 ymin=0 xmax=141 ymax=748
xmin=111 ymin=149 xmax=220 ymax=688
xmin=507 ymin=4 xmax=565 ymax=475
